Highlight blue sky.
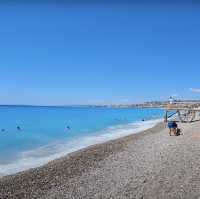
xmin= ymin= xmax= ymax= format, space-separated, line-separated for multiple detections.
xmin=0 ymin=2 xmax=200 ymax=105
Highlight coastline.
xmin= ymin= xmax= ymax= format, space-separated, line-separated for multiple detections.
xmin=0 ymin=122 xmax=164 ymax=198
xmin=1 ymin=121 xmax=200 ymax=198
xmin=0 ymin=118 xmax=162 ymax=176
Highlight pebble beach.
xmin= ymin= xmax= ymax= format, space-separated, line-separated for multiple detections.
xmin=1 ymin=121 xmax=200 ymax=199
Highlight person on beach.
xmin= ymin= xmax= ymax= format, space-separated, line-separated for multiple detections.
xmin=168 ymin=121 xmax=178 ymax=136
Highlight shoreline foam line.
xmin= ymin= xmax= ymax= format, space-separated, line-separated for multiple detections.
xmin=0 ymin=118 xmax=162 ymax=177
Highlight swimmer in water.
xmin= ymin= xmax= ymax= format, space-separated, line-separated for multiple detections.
xmin=66 ymin=126 xmax=71 ymax=130
xmin=65 ymin=126 xmax=71 ymax=131
xmin=17 ymin=126 xmax=21 ymax=131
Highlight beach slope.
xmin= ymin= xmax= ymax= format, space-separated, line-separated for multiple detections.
xmin=1 ymin=122 xmax=200 ymax=199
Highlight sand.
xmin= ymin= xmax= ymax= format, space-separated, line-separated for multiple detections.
xmin=1 ymin=121 xmax=200 ymax=199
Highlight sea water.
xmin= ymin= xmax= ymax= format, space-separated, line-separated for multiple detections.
xmin=0 ymin=106 xmax=164 ymax=176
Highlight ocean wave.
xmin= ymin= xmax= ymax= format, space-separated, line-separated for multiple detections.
xmin=0 ymin=118 xmax=162 ymax=177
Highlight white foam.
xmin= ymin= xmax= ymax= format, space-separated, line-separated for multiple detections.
xmin=0 ymin=119 xmax=162 ymax=177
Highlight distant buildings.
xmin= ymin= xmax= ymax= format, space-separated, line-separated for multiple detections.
xmin=93 ymin=100 xmax=200 ymax=109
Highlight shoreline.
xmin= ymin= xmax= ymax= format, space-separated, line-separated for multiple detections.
xmin=0 ymin=118 xmax=162 ymax=177
xmin=1 ymin=121 xmax=200 ymax=198
xmin=0 ymin=122 xmax=164 ymax=198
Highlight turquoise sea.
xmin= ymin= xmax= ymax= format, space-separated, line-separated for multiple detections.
xmin=0 ymin=106 xmax=164 ymax=176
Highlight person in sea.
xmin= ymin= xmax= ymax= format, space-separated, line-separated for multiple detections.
xmin=65 ymin=126 xmax=71 ymax=131
xmin=17 ymin=126 xmax=21 ymax=131
xmin=167 ymin=121 xmax=179 ymax=136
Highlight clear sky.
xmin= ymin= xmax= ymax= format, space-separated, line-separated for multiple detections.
xmin=0 ymin=1 xmax=200 ymax=105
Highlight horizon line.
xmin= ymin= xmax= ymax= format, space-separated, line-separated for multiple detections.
xmin=0 ymin=99 xmax=200 ymax=107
